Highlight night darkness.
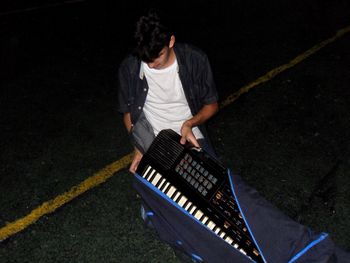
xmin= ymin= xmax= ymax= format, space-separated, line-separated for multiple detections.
xmin=1 ymin=0 xmax=350 ymax=262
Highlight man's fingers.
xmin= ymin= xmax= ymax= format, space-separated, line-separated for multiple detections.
xmin=193 ymin=141 xmax=200 ymax=148
xmin=129 ymin=162 xmax=137 ymax=174
xmin=189 ymin=137 xmax=200 ymax=148
xmin=180 ymin=135 xmax=200 ymax=148
xmin=129 ymin=149 xmax=144 ymax=174
xmin=129 ymin=158 xmax=140 ymax=174
xmin=180 ymin=136 xmax=187 ymax=145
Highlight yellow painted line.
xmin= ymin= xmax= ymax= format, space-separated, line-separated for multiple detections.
xmin=0 ymin=153 xmax=133 ymax=241
xmin=1 ymin=25 xmax=349 ymax=242
xmin=220 ymin=25 xmax=350 ymax=108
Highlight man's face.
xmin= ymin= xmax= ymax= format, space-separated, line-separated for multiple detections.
xmin=147 ymin=46 xmax=172 ymax=69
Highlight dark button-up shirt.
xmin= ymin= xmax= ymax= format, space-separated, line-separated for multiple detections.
xmin=117 ymin=43 xmax=218 ymax=141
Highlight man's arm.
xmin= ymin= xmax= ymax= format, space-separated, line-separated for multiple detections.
xmin=123 ymin=112 xmax=133 ymax=133
xmin=123 ymin=113 xmax=143 ymax=174
xmin=180 ymin=102 xmax=219 ymax=147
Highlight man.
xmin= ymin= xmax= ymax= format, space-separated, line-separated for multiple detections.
xmin=117 ymin=10 xmax=219 ymax=174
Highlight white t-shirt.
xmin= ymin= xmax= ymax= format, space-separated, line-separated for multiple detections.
xmin=142 ymin=59 xmax=203 ymax=139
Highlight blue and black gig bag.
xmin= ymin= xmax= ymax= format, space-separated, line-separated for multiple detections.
xmin=133 ymin=129 xmax=349 ymax=263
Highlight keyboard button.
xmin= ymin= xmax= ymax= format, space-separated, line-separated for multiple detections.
xmin=183 ymin=162 xmax=188 ymax=169
xmin=187 ymin=155 xmax=192 ymax=163
xmin=206 ymin=182 xmax=213 ymax=190
xmin=195 ymin=172 xmax=200 ymax=179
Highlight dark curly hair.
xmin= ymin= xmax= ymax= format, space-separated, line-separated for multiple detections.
xmin=134 ymin=9 xmax=173 ymax=62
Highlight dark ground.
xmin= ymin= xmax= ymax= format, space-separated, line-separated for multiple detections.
xmin=0 ymin=0 xmax=350 ymax=262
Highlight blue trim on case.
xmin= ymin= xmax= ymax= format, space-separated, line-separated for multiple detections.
xmin=146 ymin=211 xmax=154 ymax=217
xmin=288 ymin=232 xmax=328 ymax=263
xmin=191 ymin=253 xmax=203 ymax=262
xmin=227 ymin=169 xmax=267 ymax=263
xmin=176 ymin=240 xmax=183 ymax=246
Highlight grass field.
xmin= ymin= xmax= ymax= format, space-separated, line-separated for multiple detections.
xmin=1 ymin=1 xmax=350 ymax=262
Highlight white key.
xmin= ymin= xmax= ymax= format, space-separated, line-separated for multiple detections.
xmin=202 ymin=216 xmax=209 ymax=224
xmin=173 ymin=191 xmax=181 ymax=200
xmin=146 ymin=169 xmax=156 ymax=181
xmin=239 ymin=249 xmax=247 ymax=255
xmin=158 ymin=178 xmax=166 ymax=189
xmin=189 ymin=206 xmax=197 ymax=214
xmin=151 ymin=173 xmax=162 ymax=185
xmin=207 ymin=221 xmax=216 ymax=230
xmin=143 ymin=166 xmax=152 ymax=178
xmin=162 ymin=182 xmax=171 ymax=192
xmin=194 ymin=210 xmax=203 ymax=220
xmin=214 ymin=227 xmax=221 ymax=234
xmin=166 ymin=187 xmax=176 ymax=198
xmin=178 ymin=196 xmax=187 ymax=207
xmin=220 ymin=232 xmax=225 ymax=238
xmin=225 ymin=236 xmax=233 ymax=244
xmin=233 ymin=244 xmax=239 ymax=249
xmin=184 ymin=202 xmax=192 ymax=210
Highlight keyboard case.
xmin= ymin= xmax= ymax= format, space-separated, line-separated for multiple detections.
xmin=133 ymin=129 xmax=342 ymax=262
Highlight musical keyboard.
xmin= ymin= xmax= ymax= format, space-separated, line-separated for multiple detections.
xmin=136 ymin=129 xmax=264 ymax=263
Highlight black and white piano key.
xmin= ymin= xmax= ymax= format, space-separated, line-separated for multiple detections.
xmin=156 ymin=178 xmax=166 ymax=189
xmin=142 ymin=166 xmax=154 ymax=180
xmin=151 ymin=172 xmax=162 ymax=185
xmin=206 ymin=220 xmax=216 ymax=230
xmin=177 ymin=196 xmax=188 ymax=207
xmin=162 ymin=183 xmax=171 ymax=193
xmin=213 ymin=226 xmax=221 ymax=235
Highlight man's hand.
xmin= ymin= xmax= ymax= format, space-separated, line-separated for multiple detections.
xmin=180 ymin=121 xmax=200 ymax=148
xmin=129 ymin=148 xmax=143 ymax=174
xmin=180 ymin=102 xmax=218 ymax=147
